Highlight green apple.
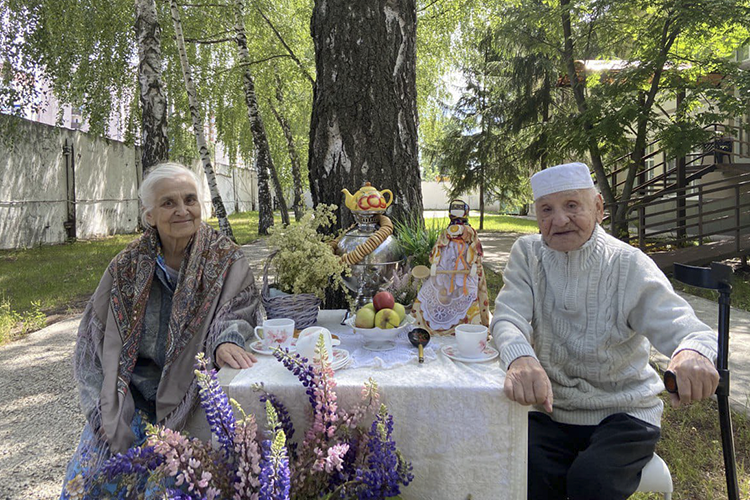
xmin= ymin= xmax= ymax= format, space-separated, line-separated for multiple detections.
xmin=392 ymin=303 xmax=406 ymax=323
xmin=355 ymin=307 xmax=376 ymax=328
xmin=361 ymin=303 xmax=375 ymax=312
xmin=374 ymin=308 xmax=400 ymax=329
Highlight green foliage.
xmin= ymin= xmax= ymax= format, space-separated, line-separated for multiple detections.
xmin=0 ymin=298 xmax=19 ymax=344
xmin=1 ymin=0 xmax=137 ymax=135
xmin=0 ymin=298 xmax=48 ymax=344
xmin=267 ymin=205 xmax=350 ymax=300
xmin=393 ymin=215 xmax=443 ymax=268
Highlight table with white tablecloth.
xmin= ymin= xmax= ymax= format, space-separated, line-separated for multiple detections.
xmin=217 ymin=310 xmax=528 ymax=500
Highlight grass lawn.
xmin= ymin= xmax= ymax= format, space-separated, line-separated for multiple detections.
xmin=426 ymin=214 xmax=540 ymax=234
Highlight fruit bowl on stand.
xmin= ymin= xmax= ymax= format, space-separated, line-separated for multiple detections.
xmin=344 ymin=315 xmax=416 ymax=351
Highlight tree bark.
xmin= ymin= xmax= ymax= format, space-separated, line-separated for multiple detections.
xmin=269 ymin=75 xmax=305 ymax=221
xmin=308 ymin=0 xmax=423 ymax=231
xmin=169 ymin=0 xmax=235 ymax=240
xmin=135 ymin=0 xmax=169 ymax=173
xmin=233 ymin=0 xmax=288 ymax=231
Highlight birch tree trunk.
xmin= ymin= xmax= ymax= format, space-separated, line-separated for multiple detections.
xmin=233 ymin=0 xmax=288 ymax=231
xmin=308 ymin=0 xmax=423 ymax=231
xmin=269 ymin=76 xmax=304 ymax=221
xmin=134 ymin=0 xmax=168 ymax=173
xmin=169 ymin=0 xmax=234 ymax=240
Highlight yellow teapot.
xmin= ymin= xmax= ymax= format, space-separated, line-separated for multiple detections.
xmin=342 ymin=182 xmax=393 ymax=212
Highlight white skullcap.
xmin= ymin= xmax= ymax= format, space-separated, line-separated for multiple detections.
xmin=531 ymin=162 xmax=595 ymax=200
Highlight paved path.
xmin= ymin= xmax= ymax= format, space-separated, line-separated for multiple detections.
xmin=1 ymin=231 xmax=749 ymax=499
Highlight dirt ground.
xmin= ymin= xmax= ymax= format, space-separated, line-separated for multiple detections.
xmin=0 ymin=315 xmax=85 ymax=500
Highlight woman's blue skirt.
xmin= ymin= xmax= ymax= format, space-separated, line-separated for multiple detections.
xmin=60 ymin=411 xmax=160 ymax=499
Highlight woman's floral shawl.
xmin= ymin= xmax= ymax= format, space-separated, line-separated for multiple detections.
xmin=73 ymin=222 xmax=259 ymax=457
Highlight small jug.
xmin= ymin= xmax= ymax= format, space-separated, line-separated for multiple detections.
xmin=296 ymin=326 xmax=340 ymax=364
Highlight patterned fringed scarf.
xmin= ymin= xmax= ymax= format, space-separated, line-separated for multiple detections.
xmin=109 ymin=222 xmax=242 ymax=398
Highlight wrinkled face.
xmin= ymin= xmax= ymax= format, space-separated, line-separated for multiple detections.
xmin=535 ymin=189 xmax=603 ymax=252
xmin=145 ymin=175 xmax=202 ymax=247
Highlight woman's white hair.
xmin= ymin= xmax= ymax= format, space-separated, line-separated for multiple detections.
xmin=139 ymin=162 xmax=203 ymax=228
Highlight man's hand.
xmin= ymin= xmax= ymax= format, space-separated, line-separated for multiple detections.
xmin=504 ymin=356 xmax=553 ymax=412
xmin=666 ymin=349 xmax=719 ymax=408
xmin=216 ymin=343 xmax=257 ymax=369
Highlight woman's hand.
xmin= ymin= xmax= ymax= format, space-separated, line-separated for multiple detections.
xmin=216 ymin=343 xmax=257 ymax=369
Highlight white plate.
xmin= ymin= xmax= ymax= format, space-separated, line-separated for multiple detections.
xmin=249 ymin=339 xmax=297 ymax=355
xmin=329 ymin=348 xmax=351 ymax=370
xmin=441 ymin=344 xmax=499 ymax=363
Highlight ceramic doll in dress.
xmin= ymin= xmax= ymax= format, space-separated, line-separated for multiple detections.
xmin=411 ymin=200 xmax=490 ymax=335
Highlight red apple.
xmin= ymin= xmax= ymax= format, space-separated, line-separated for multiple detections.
xmin=374 ymin=308 xmax=400 ymax=329
xmin=372 ymin=291 xmax=395 ymax=311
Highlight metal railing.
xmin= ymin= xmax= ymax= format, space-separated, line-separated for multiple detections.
xmin=624 ymin=172 xmax=750 ymax=255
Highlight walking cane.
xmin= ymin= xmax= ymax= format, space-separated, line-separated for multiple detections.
xmin=664 ymin=262 xmax=739 ymax=500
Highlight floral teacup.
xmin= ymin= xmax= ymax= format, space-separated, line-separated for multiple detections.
xmin=254 ymin=318 xmax=295 ymax=350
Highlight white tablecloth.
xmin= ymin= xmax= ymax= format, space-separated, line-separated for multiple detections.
xmin=217 ymin=310 xmax=528 ymax=500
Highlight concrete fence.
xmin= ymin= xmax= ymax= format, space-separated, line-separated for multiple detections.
xmin=0 ymin=115 xmax=498 ymax=250
xmin=0 ymin=115 xmax=258 ymax=249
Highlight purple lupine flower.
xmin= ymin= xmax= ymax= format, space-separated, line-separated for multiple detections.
xmin=165 ymin=488 xmax=197 ymax=499
xmin=194 ymin=354 xmax=236 ymax=455
xmin=273 ymin=350 xmax=319 ymax=407
xmin=101 ymin=445 xmax=164 ymax=480
xmin=258 ymin=401 xmax=291 ymax=500
xmin=258 ymin=391 xmax=297 ymax=460
xmin=355 ymin=406 xmax=413 ymax=500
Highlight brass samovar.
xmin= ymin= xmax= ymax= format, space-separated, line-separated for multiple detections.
xmin=337 ymin=182 xmax=405 ymax=309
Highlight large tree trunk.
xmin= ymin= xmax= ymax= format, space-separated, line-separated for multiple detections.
xmin=270 ymin=75 xmax=305 ymax=221
xmin=134 ymin=0 xmax=168 ymax=173
xmin=233 ymin=0 xmax=288 ymax=231
xmin=308 ymin=0 xmax=423 ymax=231
xmin=169 ymin=0 xmax=234 ymax=240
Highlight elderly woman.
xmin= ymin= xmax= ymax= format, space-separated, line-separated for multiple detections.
xmin=60 ymin=163 xmax=258 ymax=498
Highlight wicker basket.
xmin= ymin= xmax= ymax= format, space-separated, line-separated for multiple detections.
xmin=261 ymin=251 xmax=321 ymax=329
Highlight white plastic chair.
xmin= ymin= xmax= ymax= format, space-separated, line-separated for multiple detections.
xmin=634 ymin=453 xmax=673 ymax=499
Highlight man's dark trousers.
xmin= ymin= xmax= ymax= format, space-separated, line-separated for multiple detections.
xmin=528 ymin=411 xmax=660 ymax=500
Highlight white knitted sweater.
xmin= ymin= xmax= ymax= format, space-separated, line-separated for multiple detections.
xmin=491 ymin=225 xmax=718 ymax=427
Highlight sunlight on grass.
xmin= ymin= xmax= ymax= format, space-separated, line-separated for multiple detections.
xmin=428 ymin=214 xmax=539 ymax=234
xmin=205 ymin=211 xmax=283 ymax=245
xmin=0 ymin=234 xmax=140 ymax=315
xmin=627 ymin=366 xmax=750 ymax=500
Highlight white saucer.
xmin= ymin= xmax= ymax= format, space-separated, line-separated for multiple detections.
xmin=441 ymin=344 xmax=499 ymax=363
xmin=329 ymin=348 xmax=351 ymax=370
xmin=249 ymin=339 xmax=297 ymax=355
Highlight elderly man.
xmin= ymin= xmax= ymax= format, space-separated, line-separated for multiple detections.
xmin=491 ymin=162 xmax=719 ymax=500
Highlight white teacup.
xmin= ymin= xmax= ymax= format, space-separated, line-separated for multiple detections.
xmin=296 ymin=326 xmax=340 ymax=364
xmin=455 ymin=324 xmax=489 ymax=358
xmin=254 ymin=318 xmax=295 ymax=350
